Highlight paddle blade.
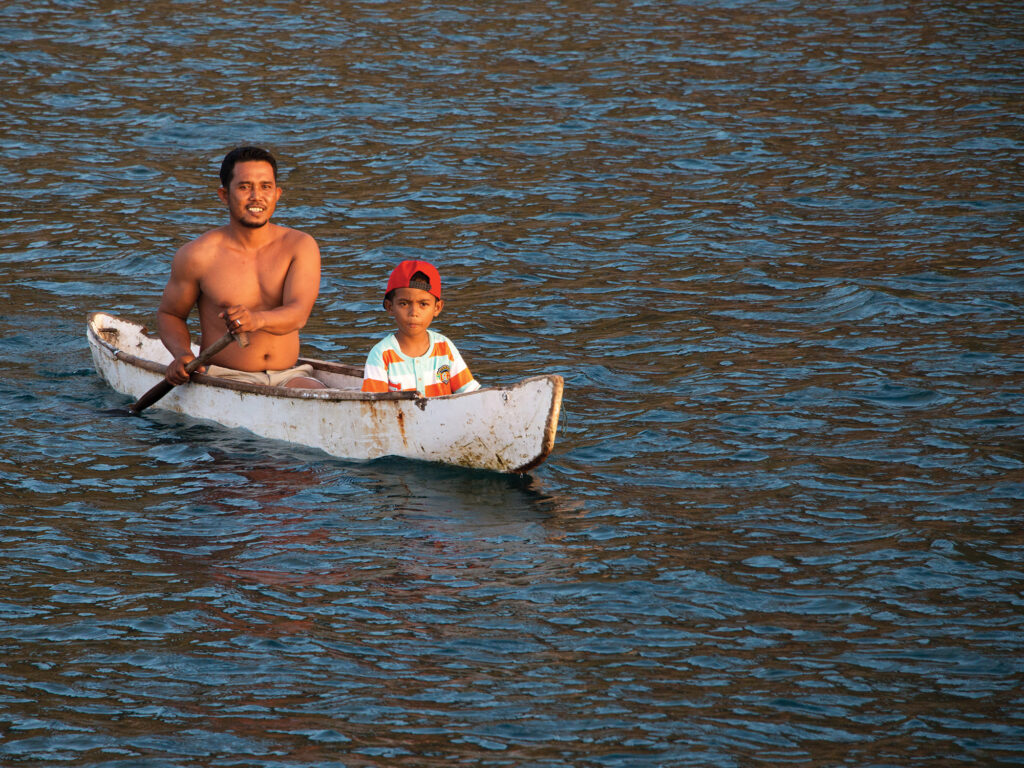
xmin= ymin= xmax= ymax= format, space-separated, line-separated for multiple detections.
xmin=128 ymin=379 xmax=174 ymax=414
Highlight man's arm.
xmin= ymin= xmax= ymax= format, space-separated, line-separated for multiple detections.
xmin=220 ymin=233 xmax=321 ymax=335
xmin=157 ymin=247 xmax=203 ymax=384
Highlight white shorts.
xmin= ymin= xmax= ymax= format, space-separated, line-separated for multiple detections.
xmin=205 ymin=363 xmax=318 ymax=387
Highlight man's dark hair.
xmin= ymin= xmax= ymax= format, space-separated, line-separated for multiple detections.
xmin=219 ymin=146 xmax=278 ymax=188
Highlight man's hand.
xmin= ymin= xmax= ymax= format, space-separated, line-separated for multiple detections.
xmin=219 ymin=305 xmax=261 ymax=335
xmin=165 ymin=353 xmax=203 ymax=385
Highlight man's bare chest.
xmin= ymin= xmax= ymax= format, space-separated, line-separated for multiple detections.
xmin=200 ymin=254 xmax=291 ymax=307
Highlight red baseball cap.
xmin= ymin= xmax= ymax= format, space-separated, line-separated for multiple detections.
xmin=384 ymin=260 xmax=442 ymax=305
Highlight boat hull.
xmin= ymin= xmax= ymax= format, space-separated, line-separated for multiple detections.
xmin=88 ymin=312 xmax=562 ymax=472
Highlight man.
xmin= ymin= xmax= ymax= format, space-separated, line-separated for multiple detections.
xmin=158 ymin=146 xmax=324 ymax=389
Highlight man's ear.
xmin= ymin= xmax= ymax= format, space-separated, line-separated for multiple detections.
xmin=217 ymin=187 xmax=228 ymax=204
xmin=434 ymin=298 xmax=444 ymax=316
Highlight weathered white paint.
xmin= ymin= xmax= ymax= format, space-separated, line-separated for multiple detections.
xmin=88 ymin=312 xmax=562 ymax=473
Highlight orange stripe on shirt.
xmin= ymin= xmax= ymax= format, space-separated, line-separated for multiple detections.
xmin=381 ymin=349 xmax=404 ymax=366
xmin=450 ymin=368 xmax=474 ymax=392
xmin=424 ymin=382 xmax=452 ymax=397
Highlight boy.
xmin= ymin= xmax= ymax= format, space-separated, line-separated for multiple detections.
xmin=361 ymin=260 xmax=480 ymax=397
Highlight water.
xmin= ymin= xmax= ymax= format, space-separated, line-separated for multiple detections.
xmin=2 ymin=1 xmax=1023 ymax=765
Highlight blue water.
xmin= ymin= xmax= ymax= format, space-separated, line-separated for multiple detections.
xmin=2 ymin=1 xmax=1023 ymax=765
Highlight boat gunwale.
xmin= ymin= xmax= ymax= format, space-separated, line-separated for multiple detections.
xmin=87 ymin=311 xmax=561 ymax=406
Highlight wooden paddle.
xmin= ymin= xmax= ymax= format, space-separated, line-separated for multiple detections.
xmin=128 ymin=330 xmax=248 ymax=414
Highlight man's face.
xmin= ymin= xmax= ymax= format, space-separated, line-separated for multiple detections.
xmin=218 ymin=160 xmax=281 ymax=229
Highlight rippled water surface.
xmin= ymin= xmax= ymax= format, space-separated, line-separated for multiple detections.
xmin=2 ymin=1 xmax=1023 ymax=765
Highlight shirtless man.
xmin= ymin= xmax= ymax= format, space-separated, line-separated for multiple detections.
xmin=158 ymin=146 xmax=325 ymax=389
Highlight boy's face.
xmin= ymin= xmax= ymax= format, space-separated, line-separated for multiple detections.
xmin=385 ymin=286 xmax=443 ymax=338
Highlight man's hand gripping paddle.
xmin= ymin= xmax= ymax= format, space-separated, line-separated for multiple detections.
xmin=128 ymin=330 xmax=248 ymax=414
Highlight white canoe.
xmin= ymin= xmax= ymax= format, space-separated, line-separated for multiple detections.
xmin=88 ymin=312 xmax=563 ymax=473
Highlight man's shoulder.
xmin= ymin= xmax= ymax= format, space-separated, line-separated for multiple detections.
xmin=172 ymin=227 xmax=226 ymax=268
xmin=275 ymin=223 xmax=318 ymax=244
xmin=270 ymin=224 xmax=320 ymax=260
xmin=181 ymin=225 xmax=229 ymax=251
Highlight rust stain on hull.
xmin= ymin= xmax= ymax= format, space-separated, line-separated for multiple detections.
xmin=395 ymin=409 xmax=407 ymax=445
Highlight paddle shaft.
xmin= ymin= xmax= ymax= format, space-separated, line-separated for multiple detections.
xmin=128 ymin=330 xmax=248 ymax=413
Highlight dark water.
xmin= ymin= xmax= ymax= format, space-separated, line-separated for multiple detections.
xmin=2 ymin=1 xmax=1023 ymax=765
